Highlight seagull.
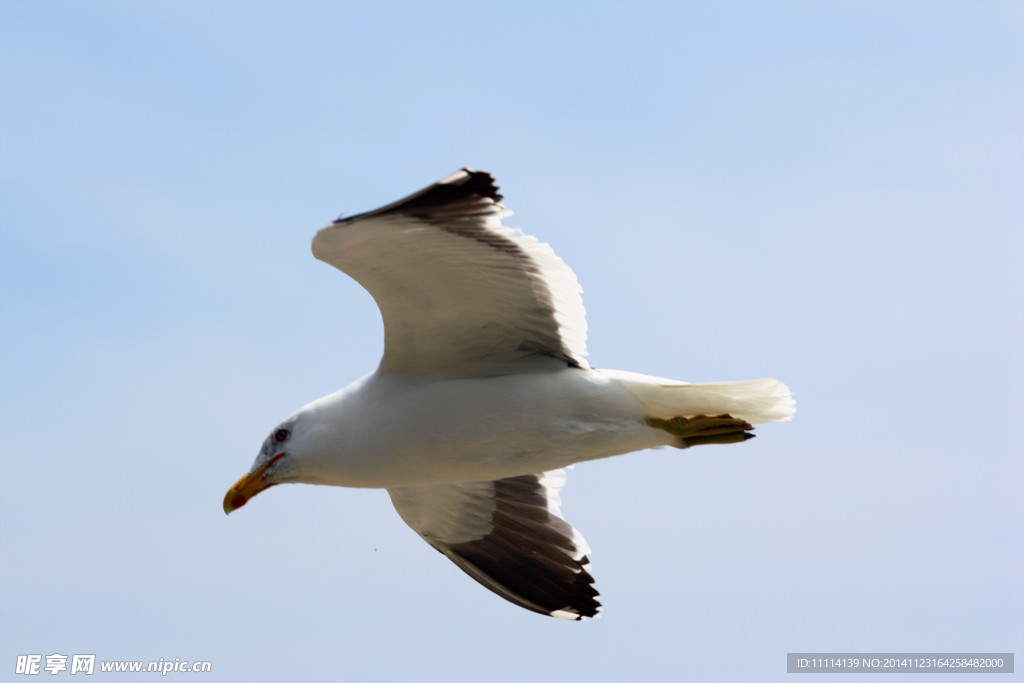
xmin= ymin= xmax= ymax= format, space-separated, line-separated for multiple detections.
xmin=223 ymin=169 xmax=794 ymax=620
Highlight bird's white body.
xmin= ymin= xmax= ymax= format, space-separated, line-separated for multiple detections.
xmin=281 ymin=365 xmax=792 ymax=490
xmin=281 ymin=366 xmax=660 ymax=489
xmin=224 ymin=169 xmax=794 ymax=619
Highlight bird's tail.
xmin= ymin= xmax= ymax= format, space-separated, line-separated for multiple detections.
xmin=603 ymin=370 xmax=795 ymax=425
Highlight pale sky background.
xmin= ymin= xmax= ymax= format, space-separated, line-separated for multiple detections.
xmin=2 ymin=2 xmax=1022 ymax=681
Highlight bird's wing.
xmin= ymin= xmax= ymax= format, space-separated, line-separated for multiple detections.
xmin=388 ymin=469 xmax=601 ymax=619
xmin=311 ymin=169 xmax=588 ymax=376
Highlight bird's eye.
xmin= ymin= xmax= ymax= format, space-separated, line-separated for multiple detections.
xmin=274 ymin=428 xmax=289 ymax=443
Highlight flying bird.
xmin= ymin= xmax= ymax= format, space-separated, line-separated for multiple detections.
xmin=224 ymin=169 xmax=794 ymax=620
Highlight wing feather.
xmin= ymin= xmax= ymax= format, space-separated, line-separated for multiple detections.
xmin=388 ymin=470 xmax=601 ymax=619
xmin=311 ymin=169 xmax=588 ymax=376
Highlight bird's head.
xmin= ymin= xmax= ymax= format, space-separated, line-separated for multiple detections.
xmin=223 ymin=421 xmax=300 ymax=514
xmin=223 ymin=383 xmax=367 ymax=511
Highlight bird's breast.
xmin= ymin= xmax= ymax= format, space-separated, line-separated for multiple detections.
xmin=303 ymin=369 xmax=649 ymax=488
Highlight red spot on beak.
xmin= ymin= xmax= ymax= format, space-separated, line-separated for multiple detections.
xmin=224 ymin=452 xmax=286 ymax=514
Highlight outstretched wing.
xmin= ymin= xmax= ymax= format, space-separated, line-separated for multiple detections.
xmin=388 ymin=470 xmax=601 ymax=619
xmin=311 ymin=169 xmax=588 ymax=376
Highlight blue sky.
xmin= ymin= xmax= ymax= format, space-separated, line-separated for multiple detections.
xmin=2 ymin=2 xmax=1021 ymax=681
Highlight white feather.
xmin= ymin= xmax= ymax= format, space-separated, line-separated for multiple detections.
xmin=601 ymin=369 xmax=795 ymax=424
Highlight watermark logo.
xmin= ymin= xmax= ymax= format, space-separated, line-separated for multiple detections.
xmin=15 ymin=654 xmax=209 ymax=676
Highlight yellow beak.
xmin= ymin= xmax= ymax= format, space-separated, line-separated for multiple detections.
xmin=223 ymin=454 xmax=283 ymax=514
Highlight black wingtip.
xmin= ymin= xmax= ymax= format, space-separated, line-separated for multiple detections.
xmin=333 ymin=168 xmax=503 ymax=226
xmin=414 ymin=168 xmax=502 ymax=209
xmin=446 ymin=168 xmax=502 ymax=202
